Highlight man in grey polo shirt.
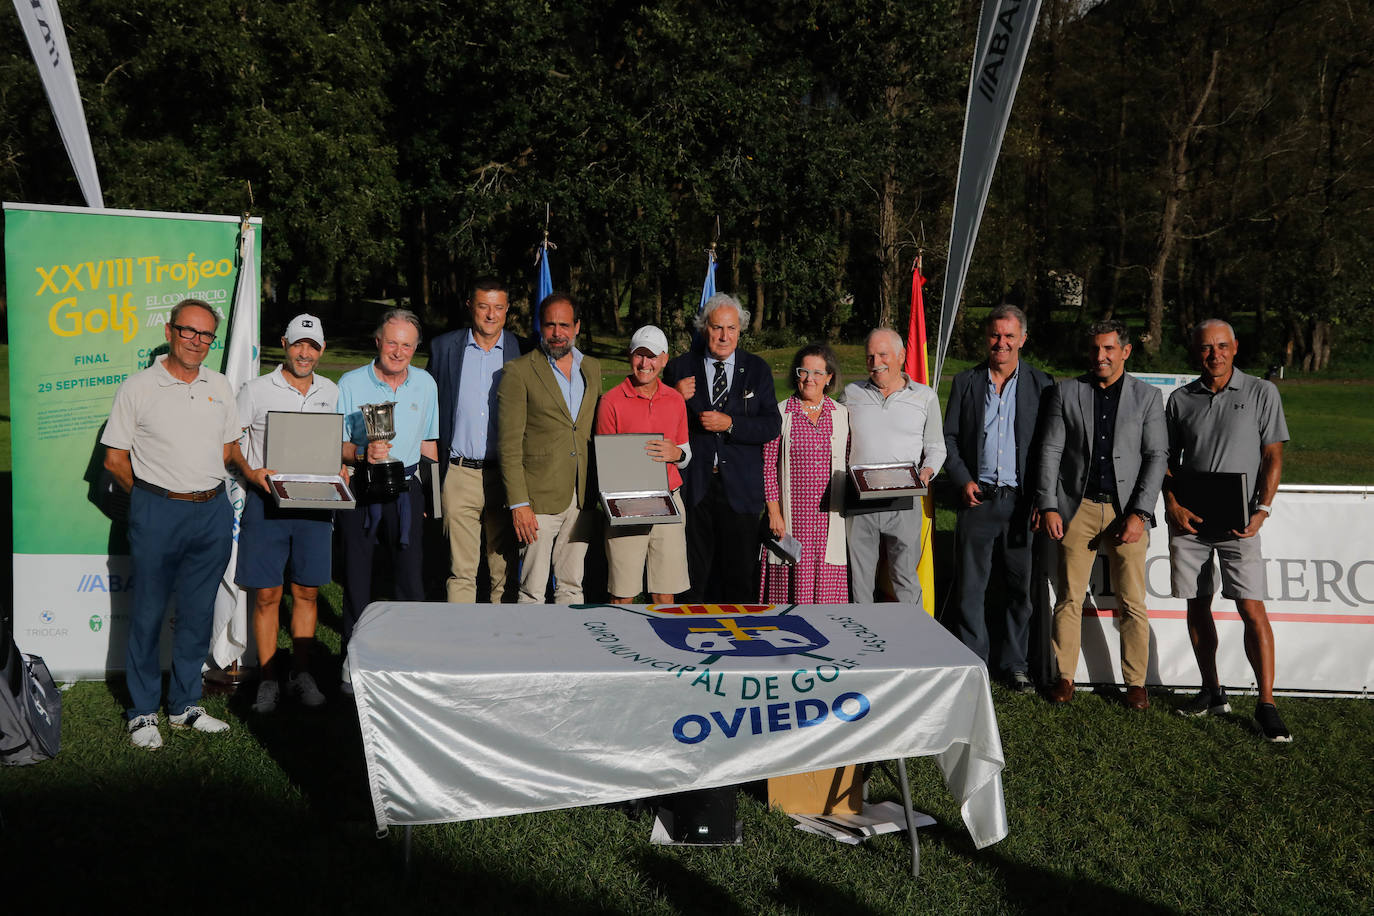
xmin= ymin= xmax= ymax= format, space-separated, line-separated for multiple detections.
xmin=102 ymin=300 xmax=240 ymax=749
xmin=845 ymin=327 xmax=945 ymax=605
xmin=1164 ymin=319 xmax=1291 ymax=742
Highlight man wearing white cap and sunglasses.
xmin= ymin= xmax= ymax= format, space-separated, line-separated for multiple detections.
xmin=230 ymin=314 xmax=339 ymax=713
xmin=595 ymin=325 xmax=692 ymax=603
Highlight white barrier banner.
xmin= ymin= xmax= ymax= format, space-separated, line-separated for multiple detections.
xmin=1063 ymin=486 xmax=1374 ymax=695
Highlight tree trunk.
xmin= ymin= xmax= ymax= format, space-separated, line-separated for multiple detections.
xmin=1146 ymin=50 xmax=1220 ymax=355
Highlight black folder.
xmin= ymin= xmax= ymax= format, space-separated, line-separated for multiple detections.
xmin=1169 ymin=471 xmax=1250 ymax=539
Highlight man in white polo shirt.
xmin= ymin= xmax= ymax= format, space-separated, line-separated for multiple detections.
xmin=101 ymin=299 xmax=240 ymax=749
xmin=845 ymin=327 xmax=946 ymax=605
xmin=230 ymin=314 xmax=339 ymax=714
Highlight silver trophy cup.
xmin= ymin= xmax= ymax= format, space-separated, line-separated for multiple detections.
xmin=359 ymin=401 xmax=406 ymax=499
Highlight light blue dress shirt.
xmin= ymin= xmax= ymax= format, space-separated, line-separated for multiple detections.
xmin=977 ymin=368 xmax=1019 ymax=487
xmin=337 ymin=361 xmax=439 ymax=468
xmin=548 ymin=347 xmax=586 ymax=418
xmin=451 ymin=331 xmax=505 ymax=461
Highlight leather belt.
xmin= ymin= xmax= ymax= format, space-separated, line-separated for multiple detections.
xmin=450 ymin=456 xmax=492 ymax=470
xmin=134 ymin=479 xmax=225 ymax=503
xmin=1084 ymin=492 xmax=1114 ymax=504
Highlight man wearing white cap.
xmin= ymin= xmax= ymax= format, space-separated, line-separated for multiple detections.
xmin=230 ymin=314 xmax=338 ymax=713
xmin=595 ymin=326 xmax=692 ymax=603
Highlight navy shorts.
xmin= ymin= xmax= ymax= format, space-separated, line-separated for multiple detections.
xmin=235 ymin=487 xmax=333 ymax=589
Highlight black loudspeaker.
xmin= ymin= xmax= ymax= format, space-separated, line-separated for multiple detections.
xmin=664 ymin=786 xmax=740 ymax=844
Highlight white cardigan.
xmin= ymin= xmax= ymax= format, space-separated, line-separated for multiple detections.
xmin=767 ymin=397 xmax=849 ymax=566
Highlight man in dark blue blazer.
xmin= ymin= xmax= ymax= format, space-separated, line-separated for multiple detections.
xmin=664 ymin=293 xmax=781 ymax=602
xmin=943 ymin=305 xmax=1055 ymax=691
xmin=428 ymin=276 xmax=525 ymax=603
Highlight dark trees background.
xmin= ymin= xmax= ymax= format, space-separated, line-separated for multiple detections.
xmin=2 ymin=0 xmax=1370 ymax=369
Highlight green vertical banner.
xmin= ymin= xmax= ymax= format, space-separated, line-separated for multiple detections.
xmin=3 ymin=203 xmax=262 ymax=678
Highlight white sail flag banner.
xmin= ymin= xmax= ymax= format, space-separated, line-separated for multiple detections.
xmin=209 ymin=223 xmax=261 ymax=668
xmin=11 ymin=0 xmax=104 ymax=207
xmin=934 ymin=0 xmax=1042 ymax=387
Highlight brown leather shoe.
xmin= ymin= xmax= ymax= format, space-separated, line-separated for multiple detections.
xmin=1125 ymin=685 xmax=1150 ymax=710
xmin=1048 ymin=678 xmax=1074 ymax=704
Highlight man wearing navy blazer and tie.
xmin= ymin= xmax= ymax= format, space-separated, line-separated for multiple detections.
xmin=665 ymin=293 xmax=781 ymax=603
xmin=428 ymin=276 xmax=525 ymax=603
xmin=1036 ymin=319 xmax=1168 ymax=709
xmin=943 ymin=305 xmax=1055 ymax=693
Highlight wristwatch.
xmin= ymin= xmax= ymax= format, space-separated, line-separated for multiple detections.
xmin=1255 ymin=503 xmax=1272 ymax=515
xmin=1134 ymin=509 xmax=1154 ymax=523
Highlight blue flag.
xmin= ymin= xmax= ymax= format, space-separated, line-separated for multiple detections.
xmin=696 ymin=250 xmax=717 ymax=315
xmin=534 ymin=243 xmax=553 ymax=337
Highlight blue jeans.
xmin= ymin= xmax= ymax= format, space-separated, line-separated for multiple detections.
xmin=125 ymin=487 xmax=233 ymax=718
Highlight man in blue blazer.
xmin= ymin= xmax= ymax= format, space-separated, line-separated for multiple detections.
xmin=665 ymin=293 xmax=781 ymax=602
xmin=1036 ymin=319 xmax=1168 ymax=709
xmin=943 ymin=305 xmax=1055 ymax=692
xmin=428 ymin=276 xmax=525 ymax=603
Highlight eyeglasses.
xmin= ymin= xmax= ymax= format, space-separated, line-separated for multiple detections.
xmin=170 ymin=323 xmax=217 ymax=345
xmin=794 ymin=368 xmax=830 ymax=380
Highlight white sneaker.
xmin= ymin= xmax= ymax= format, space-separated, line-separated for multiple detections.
xmin=253 ymin=679 xmax=281 ymax=714
xmin=288 ymin=671 xmax=326 ymax=707
xmin=169 ymin=705 xmax=231 ymax=733
xmin=128 ymin=713 xmax=163 ymax=750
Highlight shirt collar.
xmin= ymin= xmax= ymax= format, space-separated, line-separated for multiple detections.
xmin=271 ymin=363 xmax=318 ymax=393
xmin=368 ymin=360 xmax=410 ymax=388
xmin=619 ymin=375 xmax=663 ymax=400
xmin=547 ymin=346 xmax=584 ymax=375
xmin=153 ymin=353 xmax=209 ymax=386
xmin=465 ymin=329 xmax=504 ymax=353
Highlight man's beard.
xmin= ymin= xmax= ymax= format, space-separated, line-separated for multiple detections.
xmin=542 ymin=338 xmax=573 ymax=360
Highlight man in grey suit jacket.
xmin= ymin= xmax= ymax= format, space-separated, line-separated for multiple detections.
xmin=1037 ymin=320 xmax=1168 ymax=709
xmin=943 ymin=305 xmax=1054 ymax=692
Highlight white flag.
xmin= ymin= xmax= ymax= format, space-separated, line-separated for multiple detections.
xmin=12 ymin=0 xmax=103 ymax=207
xmin=934 ymin=0 xmax=1042 ymax=387
xmin=210 ymin=224 xmax=260 ymax=668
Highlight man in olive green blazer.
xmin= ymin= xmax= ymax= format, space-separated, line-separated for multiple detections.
xmin=498 ymin=293 xmax=602 ymax=603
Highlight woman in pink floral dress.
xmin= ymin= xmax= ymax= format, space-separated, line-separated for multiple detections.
xmin=759 ymin=344 xmax=850 ymax=604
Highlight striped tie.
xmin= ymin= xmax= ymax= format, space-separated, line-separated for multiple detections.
xmin=712 ymin=360 xmax=727 ymax=408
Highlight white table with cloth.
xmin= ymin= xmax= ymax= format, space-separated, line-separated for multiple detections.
xmin=349 ymin=600 xmax=1008 ymax=867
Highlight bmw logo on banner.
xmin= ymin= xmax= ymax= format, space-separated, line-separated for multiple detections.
xmin=649 ymin=614 xmax=828 ymax=657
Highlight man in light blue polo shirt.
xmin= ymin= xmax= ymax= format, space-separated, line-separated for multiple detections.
xmin=336 ymin=309 xmax=438 ymax=674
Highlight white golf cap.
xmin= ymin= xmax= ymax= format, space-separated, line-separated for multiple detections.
xmin=629 ymin=325 xmax=669 ymax=356
xmin=284 ymin=314 xmax=325 ymax=346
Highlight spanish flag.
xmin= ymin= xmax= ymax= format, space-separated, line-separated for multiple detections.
xmin=904 ymin=257 xmax=936 ymax=617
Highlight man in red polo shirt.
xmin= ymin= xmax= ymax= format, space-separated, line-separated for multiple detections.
xmin=595 ymin=326 xmax=692 ymax=603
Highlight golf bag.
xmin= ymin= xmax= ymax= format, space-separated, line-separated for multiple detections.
xmin=1 ymin=606 xmax=61 ymax=765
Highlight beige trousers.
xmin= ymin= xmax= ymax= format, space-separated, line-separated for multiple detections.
xmin=441 ymin=463 xmax=516 ymax=604
xmin=1052 ymin=502 xmax=1151 ymax=687
xmin=517 ymin=494 xmax=598 ymax=604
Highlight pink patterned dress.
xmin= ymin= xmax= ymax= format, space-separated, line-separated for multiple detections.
xmin=758 ymin=397 xmax=849 ymax=604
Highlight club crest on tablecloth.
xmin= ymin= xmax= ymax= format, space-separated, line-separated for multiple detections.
xmin=649 ymin=615 xmax=828 ymax=656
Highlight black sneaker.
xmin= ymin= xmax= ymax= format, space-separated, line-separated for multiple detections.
xmin=1255 ymin=703 xmax=1293 ymax=743
xmin=1176 ymin=688 xmax=1231 ymax=717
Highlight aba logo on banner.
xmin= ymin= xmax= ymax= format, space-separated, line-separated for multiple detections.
xmin=650 ymin=615 xmax=828 ymax=657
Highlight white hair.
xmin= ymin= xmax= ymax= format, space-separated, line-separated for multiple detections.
xmin=1193 ymin=318 xmax=1236 ymax=342
xmin=694 ymin=292 xmax=751 ymax=331
xmin=865 ymin=327 xmax=905 ymax=356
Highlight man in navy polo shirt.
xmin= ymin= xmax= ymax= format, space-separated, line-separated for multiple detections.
xmin=336 ymin=309 xmax=439 ymax=686
xmin=231 ymin=314 xmax=339 ymax=713
xmin=102 ymin=299 xmax=241 ymax=750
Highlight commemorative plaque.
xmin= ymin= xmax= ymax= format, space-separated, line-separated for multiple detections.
xmin=848 ymin=462 xmax=926 ymax=501
xmin=595 ymin=433 xmax=683 ymax=527
xmin=263 ymin=411 xmax=356 ymax=510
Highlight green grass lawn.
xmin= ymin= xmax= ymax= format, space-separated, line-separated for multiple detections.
xmin=2 ymin=339 xmax=1373 ymax=912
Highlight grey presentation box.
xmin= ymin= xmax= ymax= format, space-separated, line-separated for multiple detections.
xmin=596 ymin=433 xmax=682 ymax=527
xmin=848 ymin=462 xmax=926 ymax=501
xmin=264 ymin=411 xmax=355 ymax=510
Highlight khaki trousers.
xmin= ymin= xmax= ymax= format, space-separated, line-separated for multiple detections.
xmin=517 ymin=493 xmax=598 ymax=604
xmin=1052 ymin=502 xmax=1151 ymax=687
xmin=441 ymin=463 xmax=516 ymax=604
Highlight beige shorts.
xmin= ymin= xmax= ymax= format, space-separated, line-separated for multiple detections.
xmin=605 ymin=489 xmax=690 ymax=598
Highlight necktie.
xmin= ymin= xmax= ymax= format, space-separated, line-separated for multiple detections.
xmin=712 ymin=360 xmax=727 ymax=408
